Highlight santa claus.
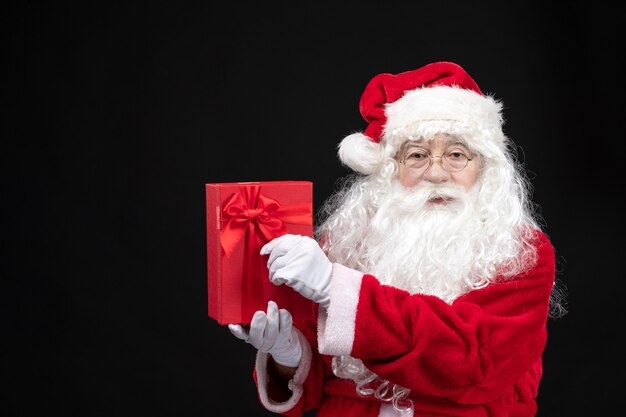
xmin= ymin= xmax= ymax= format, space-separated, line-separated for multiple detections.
xmin=228 ymin=62 xmax=565 ymax=417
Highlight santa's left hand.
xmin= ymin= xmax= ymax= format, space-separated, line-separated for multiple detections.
xmin=260 ymin=234 xmax=332 ymax=309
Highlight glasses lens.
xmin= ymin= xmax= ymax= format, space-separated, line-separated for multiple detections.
xmin=404 ymin=150 xmax=430 ymax=170
xmin=443 ymin=152 xmax=469 ymax=172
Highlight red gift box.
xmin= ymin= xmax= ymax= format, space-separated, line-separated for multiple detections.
xmin=205 ymin=181 xmax=316 ymax=325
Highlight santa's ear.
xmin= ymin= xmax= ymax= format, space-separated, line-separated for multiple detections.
xmin=338 ymin=133 xmax=384 ymax=175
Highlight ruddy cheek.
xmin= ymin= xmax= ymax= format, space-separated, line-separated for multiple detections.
xmin=398 ymin=166 xmax=422 ymax=187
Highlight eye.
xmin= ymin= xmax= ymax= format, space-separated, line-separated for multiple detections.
xmin=446 ymin=150 xmax=468 ymax=160
xmin=405 ymin=149 xmax=429 ymax=160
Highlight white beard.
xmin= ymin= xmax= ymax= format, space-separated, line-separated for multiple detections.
xmin=319 ymin=177 xmax=517 ymax=303
xmin=359 ymin=181 xmax=485 ymax=302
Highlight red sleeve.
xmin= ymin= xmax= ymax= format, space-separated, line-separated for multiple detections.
xmin=352 ymin=230 xmax=555 ymax=404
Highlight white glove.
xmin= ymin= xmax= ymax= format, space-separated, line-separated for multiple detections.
xmin=228 ymin=301 xmax=302 ymax=368
xmin=260 ymin=234 xmax=332 ymax=309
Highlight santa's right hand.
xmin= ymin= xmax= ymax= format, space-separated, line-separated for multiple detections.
xmin=228 ymin=301 xmax=302 ymax=368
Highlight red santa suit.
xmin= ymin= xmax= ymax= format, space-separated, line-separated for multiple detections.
xmin=252 ymin=229 xmax=555 ymax=417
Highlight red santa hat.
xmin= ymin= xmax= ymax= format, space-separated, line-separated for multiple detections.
xmin=338 ymin=61 xmax=507 ymax=174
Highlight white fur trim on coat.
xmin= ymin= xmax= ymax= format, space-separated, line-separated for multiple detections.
xmin=255 ymin=329 xmax=311 ymax=413
xmin=318 ymin=263 xmax=363 ymax=356
xmin=379 ymin=403 xmax=414 ymax=417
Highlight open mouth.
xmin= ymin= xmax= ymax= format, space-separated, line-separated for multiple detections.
xmin=428 ymin=194 xmax=453 ymax=204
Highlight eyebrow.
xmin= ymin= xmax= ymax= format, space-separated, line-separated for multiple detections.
xmin=404 ymin=138 xmax=470 ymax=149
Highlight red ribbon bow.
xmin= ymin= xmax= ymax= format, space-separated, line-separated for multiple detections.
xmin=220 ymin=185 xmax=312 ymax=257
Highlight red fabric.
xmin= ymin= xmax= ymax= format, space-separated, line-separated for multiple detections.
xmin=254 ymin=229 xmax=555 ymax=417
xmin=359 ymin=61 xmax=482 ymax=143
xmin=351 ymin=229 xmax=554 ymax=415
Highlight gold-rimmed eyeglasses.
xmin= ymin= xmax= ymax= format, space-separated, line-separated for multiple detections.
xmin=399 ymin=148 xmax=474 ymax=173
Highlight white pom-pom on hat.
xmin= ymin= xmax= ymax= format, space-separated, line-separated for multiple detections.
xmin=337 ymin=133 xmax=384 ymax=175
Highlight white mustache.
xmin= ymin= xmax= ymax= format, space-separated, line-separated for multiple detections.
xmin=388 ymin=183 xmax=468 ymax=211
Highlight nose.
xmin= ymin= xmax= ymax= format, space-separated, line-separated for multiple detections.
xmin=422 ymin=156 xmax=450 ymax=183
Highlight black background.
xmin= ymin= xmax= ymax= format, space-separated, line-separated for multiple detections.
xmin=3 ymin=1 xmax=623 ymax=416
